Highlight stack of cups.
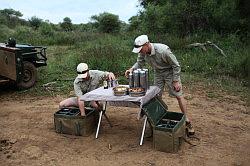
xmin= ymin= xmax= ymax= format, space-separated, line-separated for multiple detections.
xmin=143 ymin=68 xmax=150 ymax=90
xmin=133 ymin=70 xmax=140 ymax=88
xmin=129 ymin=68 xmax=149 ymax=90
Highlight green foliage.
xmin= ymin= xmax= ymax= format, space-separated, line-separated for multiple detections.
xmin=128 ymin=15 xmax=141 ymax=32
xmin=0 ymin=14 xmax=7 ymax=25
xmin=60 ymin=17 xmax=73 ymax=31
xmin=0 ymin=24 xmax=14 ymax=40
xmin=138 ymin=0 xmax=166 ymax=8
xmin=13 ymin=26 xmax=36 ymax=43
xmin=91 ymin=12 xmax=121 ymax=33
xmin=78 ymin=36 xmax=135 ymax=75
xmin=39 ymin=22 xmax=55 ymax=36
xmin=175 ymin=34 xmax=248 ymax=79
xmin=29 ymin=16 xmax=43 ymax=30
xmin=135 ymin=0 xmax=248 ymax=37
xmin=237 ymin=0 xmax=250 ymax=43
xmin=76 ymin=23 xmax=97 ymax=32
xmin=0 ymin=8 xmax=24 ymax=28
xmin=0 ymin=8 xmax=22 ymax=17
xmin=34 ymin=34 xmax=137 ymax=91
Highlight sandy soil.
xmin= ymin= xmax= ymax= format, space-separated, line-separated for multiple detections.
xmin=0 ymin=84 xmax=249 ymax=166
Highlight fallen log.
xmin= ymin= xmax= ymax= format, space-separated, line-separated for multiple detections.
xmin=187 ymin=41 xmax=226 ymax=56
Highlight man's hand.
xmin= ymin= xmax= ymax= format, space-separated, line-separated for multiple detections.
xmin=173 ymin=81 xmax=181 ymax=92
xmin=125 ymin=68 xmax=133 ymax=78
xmin=108 ymin=72 xmax=116 ymax=80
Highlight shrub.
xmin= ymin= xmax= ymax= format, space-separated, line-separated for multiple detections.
xmin=0 ymin=24 xmax=15 ymax=41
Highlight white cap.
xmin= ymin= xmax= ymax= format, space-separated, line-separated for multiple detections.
xmin=76 ymin=63 xmax=89 ymax=79
xmin=132 ymin=35 xmax=149 ymax=53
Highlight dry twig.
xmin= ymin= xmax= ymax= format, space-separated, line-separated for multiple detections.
xmin=187 ymin=41 xmax=226 ymax=56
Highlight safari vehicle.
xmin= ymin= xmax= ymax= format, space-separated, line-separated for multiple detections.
xmin=0 ymin=38 xmax=47 ymax=89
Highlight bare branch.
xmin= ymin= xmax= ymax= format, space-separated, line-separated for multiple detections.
xmin=42 ymin=81 xmax=57 ymax=87
xmin=187 ymin=41 xmax=226 ymax=56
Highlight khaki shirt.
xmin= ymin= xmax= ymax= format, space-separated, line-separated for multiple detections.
xmin=74 ymin=70 xmax=109 ymax=97
xmin=132 ymin=43 xmax=181 ymax=81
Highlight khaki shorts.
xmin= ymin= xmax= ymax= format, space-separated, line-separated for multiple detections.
xmin=154 ymin=72 xmax=183 ymax=97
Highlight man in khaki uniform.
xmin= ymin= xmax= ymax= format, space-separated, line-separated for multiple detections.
xmin=59 ymin=63 xmax=115 ymax=116
xmin=125 ymin=35 xmax=195 ymax=135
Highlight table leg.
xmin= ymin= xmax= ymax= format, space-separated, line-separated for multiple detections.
xmin=95 ymin=110 xmax=103 ymax=139
xmin=140 ymin=116 xmax=147 ymax=146
xmin=95 ymin=101 xmax=110 ymax=139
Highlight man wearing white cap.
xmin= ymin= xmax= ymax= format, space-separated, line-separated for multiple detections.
xmin=125 ymin=35 xmax=195 ymax=135
xmin=59 ymin=63 xmax=115 ymax=116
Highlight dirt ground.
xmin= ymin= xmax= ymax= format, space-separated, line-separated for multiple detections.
xmin=0 ymin=83 xmax=249 ymax=166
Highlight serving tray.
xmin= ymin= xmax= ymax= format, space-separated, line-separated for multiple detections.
xmin=113 ymin=86 xmax=128 ymax=96
xmin=129 ymin=87 xmax=146 ymax=97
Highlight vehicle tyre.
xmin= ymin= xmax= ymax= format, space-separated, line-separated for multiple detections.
xmin=17 ymin=61 xmax=37 ymax=89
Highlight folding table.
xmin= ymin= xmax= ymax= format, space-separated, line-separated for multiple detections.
xmin=80 ymin=85 xmax=161 ymax=145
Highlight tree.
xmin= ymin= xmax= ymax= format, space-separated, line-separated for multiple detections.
xmin=0 ymin=8 xmax=22 ymax=18
xmin=60 ymin=17 xmax=73 ymax=31
xmin=29 ymin=16 xmax=42 ymax=30
xmin=76 ymin=23 xmax=96 ymax=32
xmin=237 ymin=0 xmax=250 ymax=42
xmin=91 ymin=12 xmax=121 ymax=33
xmin=0 ymin=14 xmax=7 ymax=25
xmin=139 ymin=0 xmax=166 ymax=8
xmin=0 ymin=8 xmax=23 ymax=27
xmin=39 ymin=22 xmax=54 ymax=36
xmin=137 ymin=0 xmax=244 ymax=36
xmin=128 ymin=15 xmax=141 ymax=32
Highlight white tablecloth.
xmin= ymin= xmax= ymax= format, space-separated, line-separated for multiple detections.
xmin=80 ymin=85 xmax=161 ymax=108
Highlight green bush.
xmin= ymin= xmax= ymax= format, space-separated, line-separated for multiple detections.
xmin=29 ymin=16 xmax=42 ymax=30
xmin=39 ymin=23 xmax=55 ymax=36
xmin=60 ymin=17 xmax=73 ymax=32
xmin=13 ymin=26 xmax=36 ymax=43
xmin=0 ymin=24 xmax=14 ymax=41
xmin=91 ymin=12 xmax=121 ymax=33
xmin=176 ymin=34 xmax=248 ymax=79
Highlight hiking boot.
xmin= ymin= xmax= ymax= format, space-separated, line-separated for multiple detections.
xmin=186 ymin=121 xmax=195 ymax=136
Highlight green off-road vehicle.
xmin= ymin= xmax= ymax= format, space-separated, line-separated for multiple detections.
xmin=0 ymin=38 xmax=47 ymax=89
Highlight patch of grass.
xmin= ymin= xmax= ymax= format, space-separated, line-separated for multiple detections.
xmin=181 ymin=72 xmax=248 ymax=102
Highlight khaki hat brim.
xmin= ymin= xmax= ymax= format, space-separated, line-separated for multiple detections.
xmin=77 ymin=73 xmax=88 ymax=79
xmin=132 ymin=46 xmax=142 ymax=53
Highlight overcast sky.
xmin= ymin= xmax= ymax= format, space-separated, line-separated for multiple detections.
xmin=0 ymin=0 xmax=140 ymax=24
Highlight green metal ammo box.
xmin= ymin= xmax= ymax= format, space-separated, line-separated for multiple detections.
xmin=54 ymin=107 xmax=98 ymax=136
xmin=142 ymin=97 xmax=186 ymax=153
